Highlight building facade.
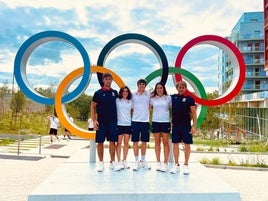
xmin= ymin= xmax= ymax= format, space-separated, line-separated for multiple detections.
xmin=219 ymin=11 xmax=268 ymax=140
xmin=264 ymin=0 xmax=268 ymax=71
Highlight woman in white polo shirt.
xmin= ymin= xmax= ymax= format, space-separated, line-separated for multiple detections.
xmin=116 ymin=86 xmax=133 ymax=169
xmin=150 ymin=82 xmax=171 ymax=172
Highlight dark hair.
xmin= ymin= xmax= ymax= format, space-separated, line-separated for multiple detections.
xmin=118 ymin=86 xmax=132 ymax=100
xmin=102 ymin=72 xmax=113 ymax=80
xmin=151 ymin=82 xmax=167 ymax=97
xmin=137 ymin=79 xmax=147 ymax=86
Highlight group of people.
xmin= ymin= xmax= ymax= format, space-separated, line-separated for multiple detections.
xmin=90 ymin=72 xmax=197 ymax=175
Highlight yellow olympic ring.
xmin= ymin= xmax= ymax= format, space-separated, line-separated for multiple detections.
xmin=55 ymin=65 xmax=125 ymax=139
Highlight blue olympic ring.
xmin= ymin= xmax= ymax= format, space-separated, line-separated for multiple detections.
xmin=14 ymin=31 xmax=91 ymax=105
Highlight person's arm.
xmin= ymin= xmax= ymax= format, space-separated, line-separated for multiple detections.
xmin=190 ymin=105 xmax=197 ymax=135
xmin=90 ymin=101 xmax=99 ymax=130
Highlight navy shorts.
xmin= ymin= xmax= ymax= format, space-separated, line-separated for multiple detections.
xmin=96 ymin=122 xmax=118 ymax=143
xmin=171 ymin=126 xmax=193 ymax=144
xmin=117 ymin=126 xmax=132 ymax=135
xmin=151 ymin=122 xmax=171 ymax=133
xmin=49 ymin=128 xmax=58 ymax=135
xmin=131 ymin=122 xmax=150 ymax=142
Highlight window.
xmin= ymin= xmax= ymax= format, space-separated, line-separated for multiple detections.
xmin=255 ymin=80 xmax=260 ymax=89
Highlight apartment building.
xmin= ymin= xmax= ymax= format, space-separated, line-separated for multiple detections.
xmin=219 ymin=11 xmax=268 ymax=139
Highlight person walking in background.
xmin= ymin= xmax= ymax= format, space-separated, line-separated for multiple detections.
xmin=116 ymin=86 xmax=133 ymax=169
xmin=170 ymin=81 xmax=197 ymax=175
xmin=47 ymin=113 xmax=60 ymax=143
xmin=90 ymin=73 xmax=119 ymax=172
xmin=87 ymin=117 xmax=94 ymax=131
xmin=64 ymin=113 xmax=73 ymax=141
xmin=131 ymin=79 xmax=151 ymax=171
xmin=150 ymin=82 xmax=171 ymax=172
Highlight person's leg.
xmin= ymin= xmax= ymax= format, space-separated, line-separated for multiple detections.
xmin=133 ymin=141 xmax=139 ymax=159
xmin=97 ymin=143 xmax=104 ymax=161
xmin=109 ymin=141 xmax=116 ymax=162
xmin=117 ymin=135 xmax=123 ymax=161
xmin=182 ymin=126 xmax=193 ymax=165
xmin=54 ymin=129 xmax=59 ymax=140
xmin=162 ymin=133 xmax=170 ymax=164
xmin=154 ymin=133 xmax=161 ymax=162
xmin=173 ymin=143 xmax=179 ymax=165
xmin=140 ymin=122 xmax=151 ymax=169
xmin=140 ymin=122 xmax=150 ymax=160
xmin=131 ymin=122 xmax=140 ymax=161
xmin=184 ymin=144 xmax=191 ymax=165
xmin=67 ymin=131 xmax=71 ymax=139
xmin=122 ymin=134 xmax=130 ymax=161
xmin=108 ymin=123 xmax=118 ymax=163
xmin=96 ymin=124 xmax=105 ymax=162
xmin=141 ymin=141 xmax=147 ymax=157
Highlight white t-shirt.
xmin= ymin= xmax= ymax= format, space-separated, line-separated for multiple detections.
xmin=49 ymin=116 xmax=59 ymax=129
xmin=132 ymin=91 xmax=150 ymax=122
xmin=116 ymin=98 xmax=133 ymax=126
xmin=150 ymin=95 xmax=171 ymax=122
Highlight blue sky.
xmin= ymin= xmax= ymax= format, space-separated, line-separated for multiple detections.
xmin=0 ymin=0 xmax=262 ymax=97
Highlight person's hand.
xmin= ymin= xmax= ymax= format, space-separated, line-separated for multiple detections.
xmin=94 ymin=120 xmax=99 ymax=130
xmin=190 ymin=127 xmax=196 ymax=135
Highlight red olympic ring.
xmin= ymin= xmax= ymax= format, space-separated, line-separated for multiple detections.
xmin=174 ymin=35 xmax=245 ymax=106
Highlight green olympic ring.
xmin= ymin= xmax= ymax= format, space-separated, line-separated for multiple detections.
xmin=145 ymin=67 xmax=208 ymax=128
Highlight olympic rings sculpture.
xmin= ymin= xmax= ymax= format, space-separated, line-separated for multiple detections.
xmin=14 ymin=31 xmax=245 ymax=139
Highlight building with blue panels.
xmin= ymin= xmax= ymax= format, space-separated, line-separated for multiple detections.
xmin=219 ymin=12 xmax=268 ymax=140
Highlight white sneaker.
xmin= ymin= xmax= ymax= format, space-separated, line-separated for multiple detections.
xmin=160 ymin=163 xmax=168 ymax=172
xmin=133 ymin=161 xmax=140 ymax=171
xmin=123 ymin=160 xmax=130 ymax=169
xmin=110 ymin=161 xmax=121 ymax=171
xmin=140 ymin=160 xmax=151 ymax=170
xmin=156 ymin=162 xmax=162 ymax=171
xmin=97 ymin=162 xmax=104 ymax=172
xmin=170 ymin=164 xmax=180 ymax=174
xmin=183 ymin=165 xmax=190 ymax=175
xmin=118 ymin=161 xmax=124 ymax=170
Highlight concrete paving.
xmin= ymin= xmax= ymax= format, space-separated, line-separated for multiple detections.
xmin=27 ymin=148 xmax=241 ymax=201
xmin=0 ymin=135 xmax=267 ymax=201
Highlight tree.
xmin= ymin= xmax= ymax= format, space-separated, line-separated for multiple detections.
xmin=67 ymin=93 xmax=91 ymax=120
xmin=10 ymin=90 xmax=26 ymax=129
xmin=0 ymin=80 xmax=11 ymax=114
xmin=10 ymin=90 xmax=26 ymax=114
xmin=36 ymin=85 xmax=55 ymax=113
xmin=199 ymin=90 xmax=220 ymax=138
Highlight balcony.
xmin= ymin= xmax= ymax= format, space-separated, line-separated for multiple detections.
xmin=244 ymin=58 xmax=264 ymax=65
xmin=236 ymin=33 xmax=264 ymax=41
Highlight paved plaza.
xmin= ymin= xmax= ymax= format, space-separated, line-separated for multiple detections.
xmin=0 ymin=136 xmax=267 ymax=201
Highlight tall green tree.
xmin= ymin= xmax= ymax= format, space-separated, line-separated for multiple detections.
xmin=0 ymin=80 xmax=11 ymax=114
xmin=67 ymin=93 xmax=91 ymax=120
xmin=36 ymin=85 xmax=55 ymax=113
xmin=10 ymin=90 xmax=26 ymax=129
xmin=199 ymin=90 xmax=220 ymax=131
xmin=10 ymin=90 xmax=26 ymax=114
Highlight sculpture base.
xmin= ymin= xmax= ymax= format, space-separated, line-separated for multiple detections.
xmin=28 ymin=149 xmax=240 ymax=201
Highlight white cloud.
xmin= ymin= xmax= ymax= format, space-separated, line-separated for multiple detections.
xmin=0 ymin=0 xmax=263 ymax=98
